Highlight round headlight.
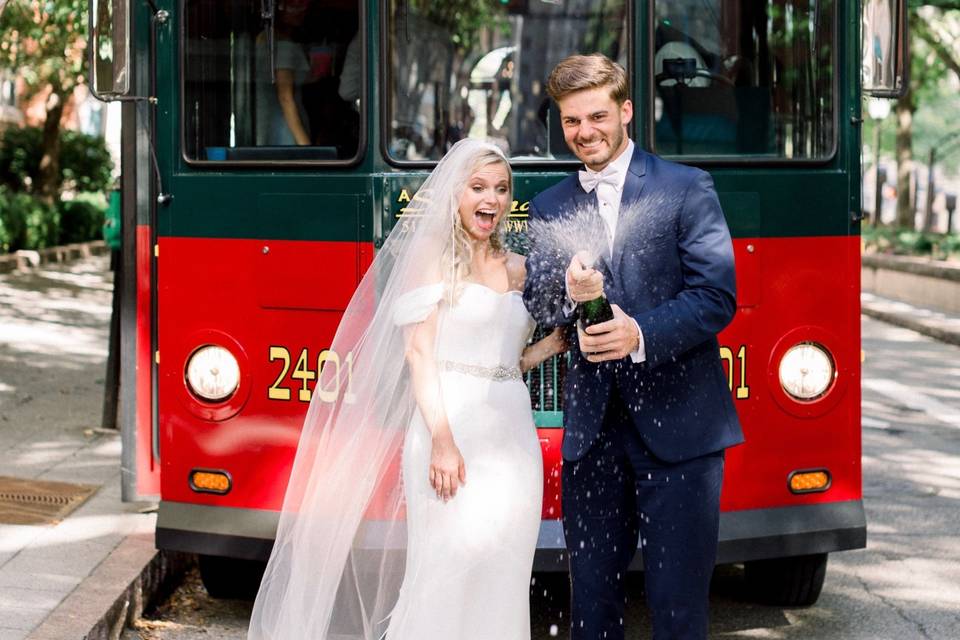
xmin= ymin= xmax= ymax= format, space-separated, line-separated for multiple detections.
xmin=186 ymin=345 xmax=240 ymax=402
xmin=779 ymin=342 xmax=835 ymax=401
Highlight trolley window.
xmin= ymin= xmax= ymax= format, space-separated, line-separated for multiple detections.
xmin=385 ymin=0 xmax=629 ymax=163
xmin=182 ymin=0 xmax=362 ymax=163
xmin=651 ymin=0 xmax=835 ymax=160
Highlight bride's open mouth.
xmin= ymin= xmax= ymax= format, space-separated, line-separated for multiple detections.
xmin=475 ymin=209 xmax=497 ymax=231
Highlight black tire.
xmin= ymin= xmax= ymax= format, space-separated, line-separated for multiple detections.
xmin=198 ymin=554 xmax=266 ymax=600
xmin=744 ymin=553 xmax=828 ymax=606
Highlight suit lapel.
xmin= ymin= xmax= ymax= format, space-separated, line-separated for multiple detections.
xmin=612 ymin=148 xmax=648 ymax=273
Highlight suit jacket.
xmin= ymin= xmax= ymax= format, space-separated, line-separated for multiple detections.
xmin=523 ymin=146 xmax=744 ymax=463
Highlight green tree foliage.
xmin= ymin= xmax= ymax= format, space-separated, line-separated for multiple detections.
xmin=911 ymin=1 xmax=960 ymax=8
xmin=0 ymin=1 xmax=109 ymax=252
xmin=863 ymin=224 xmax=960 ymax=258
xmin=58 ymin=196 xmax=106 ymax=245
xmin=0 ymin=126 xmax=113 ymax=194
xmin=911 ymin=10 xmax=960 ymax=161
xmin=0 ymin=125 xmax=111 ymax=252
xmin=863 ymin=5 xmax=960 ymax=228
xmin=0 ymin=187 xmax=59 ymax=252
xmin=0 ymin=0 xmax=89 ymax=202
xmin=864 ymin=9 xmax=959 ymax=159
xmin=409 ymin=0 xmax=508 ymax=52
xmin=0 ymin=187 xmax=105 ymax=252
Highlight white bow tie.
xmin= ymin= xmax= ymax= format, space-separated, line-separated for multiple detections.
xmin=578 ymin=166 xmax=622 ymax=193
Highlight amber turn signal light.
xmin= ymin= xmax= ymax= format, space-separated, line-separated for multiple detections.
xmin=788 ymin=469 xmax=831 ymax=494
xmin=189 ymin=469 xmax=232 ymax=495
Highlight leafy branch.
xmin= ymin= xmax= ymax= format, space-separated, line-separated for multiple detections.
xmin=914 ymin=12 xmax=960 ymax=79
xmin=0 ymin=0 xmax=89 ymax=202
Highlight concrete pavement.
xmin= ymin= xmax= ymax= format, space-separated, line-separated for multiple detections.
xmin=0 ymin=256 xmax=184 ymax=640
xmin=861 ymin=291 xmax=960 ymax=347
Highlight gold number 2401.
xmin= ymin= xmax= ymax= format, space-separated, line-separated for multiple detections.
xmin=268 ymin=346 xmax=356 ymax=404
xmin=719 ymin=345 xmax=750 ymax=400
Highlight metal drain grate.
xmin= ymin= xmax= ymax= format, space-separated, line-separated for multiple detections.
xmin=0 ymin=476 xmax=99 ymax=525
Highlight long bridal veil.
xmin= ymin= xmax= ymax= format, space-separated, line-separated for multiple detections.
xmin=248 ymin=139 xmax=509 ymax=640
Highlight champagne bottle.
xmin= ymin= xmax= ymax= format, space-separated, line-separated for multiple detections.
xmin=577 ymin=293 xmax=614 ymax=329
xmin=575 ymin=251 xmax=614 ymax=329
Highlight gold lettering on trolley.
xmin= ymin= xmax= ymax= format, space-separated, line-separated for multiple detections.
xmin=719 ymin=347 xmax=734 ymax=389
xmin=316 ymin=350 xmax=340 ymax=403
xmin=393 ymin=188 xmax=529 ymax=221
xmin=268 ymin=346 xmax=292 ymax=400
xmin=719 ymin=345 xmax=749 ymax=400
xmin=510 ymin=200 xmax=530 ymax=215
xmin=267 ymin=346 xmax=358 ymax=404
xmin=510 ymin=200 xmax=530 ymax=218
xmin=735 ymin=345 xmax=750 ymax=399
xmin=292 ymin=348 xmax=316 ymax=402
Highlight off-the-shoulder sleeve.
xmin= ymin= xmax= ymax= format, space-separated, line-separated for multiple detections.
xmin=393 ymin=283 xmax=444 ymax=326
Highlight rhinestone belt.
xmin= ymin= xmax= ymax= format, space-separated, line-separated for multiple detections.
xmin=438 ymin=360 xmax=522 ymax=381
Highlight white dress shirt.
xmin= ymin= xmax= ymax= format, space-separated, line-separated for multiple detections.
xmin=566 ymin=140 xmax=646 ymax=363
xmin=580 ymin=139 xmax=635 ymax=254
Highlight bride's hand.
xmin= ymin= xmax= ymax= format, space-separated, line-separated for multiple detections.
xmin=430 ymin=428 xmax=466 ymax=502
xmin=546 ymin=326 xmax=568 ymax=356
xmin=520 ymin=326 xmax=569 ymax=372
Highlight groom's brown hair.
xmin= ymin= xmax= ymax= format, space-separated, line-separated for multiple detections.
xmin=546 ymin=53 xmax=629 ymax=105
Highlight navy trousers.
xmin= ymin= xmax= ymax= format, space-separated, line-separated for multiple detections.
xmin=562 ymin=391 xmax=724 ymax=640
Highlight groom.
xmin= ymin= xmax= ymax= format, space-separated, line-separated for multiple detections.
xmin=523 ymin=54 xmax=744 ymax=639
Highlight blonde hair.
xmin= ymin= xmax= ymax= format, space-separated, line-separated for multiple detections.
xmin=444 ymin=150 xmax=513 ymax=300
xmin=547 ymin=53 xmax=629 ymax=105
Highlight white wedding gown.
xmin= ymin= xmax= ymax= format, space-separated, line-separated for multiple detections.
xmin=387 ymin=282 xmax=543 ymax=639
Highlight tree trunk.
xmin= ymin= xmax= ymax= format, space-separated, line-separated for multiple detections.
xmin=923 ymin=147 xmax=937 ymax=232
xmin=36 ymin=88 xmax=65 ymax=204
xmin=895 ymin=91 xmax=915 ymax=229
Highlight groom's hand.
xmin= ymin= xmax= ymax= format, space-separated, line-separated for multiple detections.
xmin=578 ymin=304 xmax=640 ymax=362
xmin=566 ymin=251 xmax=604 ymax=303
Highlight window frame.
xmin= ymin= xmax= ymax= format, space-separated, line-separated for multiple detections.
xmin=379 ymin=0 xmax=635 ymax=170
xmin=645 ymin=0 xmax=839 ymax=166
xmin=178 ymin=0 xmax=368 ymax=168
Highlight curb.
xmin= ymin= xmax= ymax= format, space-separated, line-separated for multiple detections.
xmin=862 ymin=253 xmax=960 ymax=282
xmin=0 ymin=241 xmax=109 ymax=275
xmin=26 ymin=534 xmax=192 ymax=640
xmin=861 ymin=303 xmax=960 ymax=348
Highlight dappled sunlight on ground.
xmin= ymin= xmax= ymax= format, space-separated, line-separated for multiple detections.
xmin=0 ymin=261 xmax=111 ymax=366
xmin=8 ymin=436 xmax=119 ymax=465
xmin=0 ymin=508 xmax=147 ymax=553
xmin=0 ymin=256 xmax=114 ymax=474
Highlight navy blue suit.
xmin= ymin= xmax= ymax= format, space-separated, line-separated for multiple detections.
xmin=524 ymin=145 xmax=743 ymax=639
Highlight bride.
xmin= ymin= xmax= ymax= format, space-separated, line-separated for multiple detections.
xmin=248 ymin=139 xmax=566 ymax=639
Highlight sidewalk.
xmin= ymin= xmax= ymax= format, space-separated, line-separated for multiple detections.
xmin=0 ymin=256 xmax=182 ymax=640
xmin=861 ymin=292 xmax=960 ymax=347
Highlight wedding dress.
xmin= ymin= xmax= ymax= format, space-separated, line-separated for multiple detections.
xmin=387 ymin=282 xmax=543 ymax=639
xmin=248 ymin=139 xmax=539 ymax=640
